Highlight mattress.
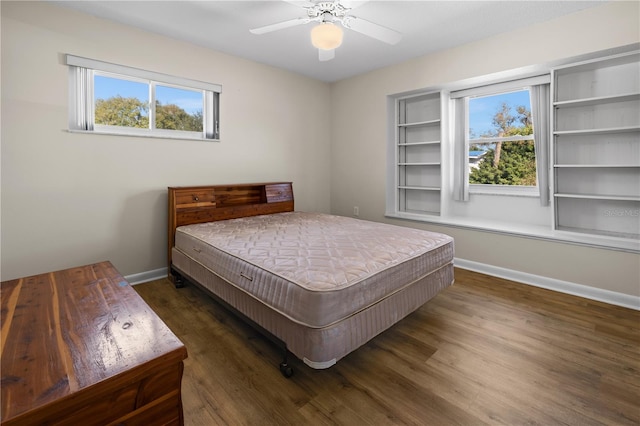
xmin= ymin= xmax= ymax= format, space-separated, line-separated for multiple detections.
xmin=174 ymin=212 xmax=454 ymax=329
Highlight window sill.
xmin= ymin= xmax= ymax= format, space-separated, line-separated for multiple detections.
xmin=385 ymin=212 xmax=640 ymax=253
xmin=67 ymin=129 xmax=220 ymax=142
xmin=469 ymin=185 xmax=539 ymax=197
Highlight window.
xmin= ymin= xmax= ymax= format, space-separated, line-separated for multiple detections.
xmin=451 ymin=75 xmax=550 ymax=200
xmin=467 ymin=89 xmax=537 ymax=192
xmin=66 ymin=55 xmax=220 ymax=140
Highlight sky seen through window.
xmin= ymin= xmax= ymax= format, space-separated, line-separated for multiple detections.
xmin=468 ymin=89 xmax=531 ymax=137
xmin=94 ymin=75 xmax=204 ymax=115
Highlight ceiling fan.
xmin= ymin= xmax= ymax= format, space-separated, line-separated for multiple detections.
xmin=249 ymin=0 xmax=402 ymax=62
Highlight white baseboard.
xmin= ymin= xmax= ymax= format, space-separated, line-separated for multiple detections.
xmin=454 ymin=258 xmax=640 ymax=311
xmin=125 ymin=267 xmax=168 ymax=286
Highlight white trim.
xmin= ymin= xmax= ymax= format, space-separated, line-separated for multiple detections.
xmin=91 ymin=125 xmax=207 ymax=141
xmin=469 ymin=184 xmax=539 ymax=197
xmin=67 ymin=54 xmax=221 ymax=139
xmin=454 ymin=258 xmax=640 ymax=310
xmin=66 ymin=54 xmax=222 ymax=93
xmin=469 ymin=134 xmax=535 ymax=144
xmin=67 ymin=129 xmax=220 ymax=142
xmin=125 ymin=267 xmax=168 ymax=286
xmin=451 ymin=74 xmax=550 ymax=99
xmin=385 ymin=212 xmax=640 ymax=253
xmin=388 ymin=45 xmax=639 ymax=102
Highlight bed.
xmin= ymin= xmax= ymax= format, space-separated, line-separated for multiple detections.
xmin=168 ymin=182 xmax=454 ymax=376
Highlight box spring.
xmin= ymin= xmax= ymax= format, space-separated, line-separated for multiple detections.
xmin=172 ymin=248 xmax=453 ymax=368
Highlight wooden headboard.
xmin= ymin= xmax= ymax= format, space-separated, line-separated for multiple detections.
xmin=167 ymin=182 xmax=294 ymax=273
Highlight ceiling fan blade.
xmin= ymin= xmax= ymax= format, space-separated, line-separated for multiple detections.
xmin=282 ymin=0 xmax=316 ymax=8
xmin=318 ymin=48 xmax=335 ymax=62
xmin=340 ymin=0 xmax=370 ymax=10
xmin=342 ymin=16 xmax=402 ymax=45
xmin=250 ymin=18 xmax=309 ymax=35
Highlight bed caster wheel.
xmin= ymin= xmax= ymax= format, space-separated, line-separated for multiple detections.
xmin=172 ymin=274 xmax=185 ymax=288
xmin=279 ymin=362 xmax=293 ymax=378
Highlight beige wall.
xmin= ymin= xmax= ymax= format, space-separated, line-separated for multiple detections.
xmin=330 ymin=1 xmax=640 ymax=297
xmin=1 ymin=2 xmax=331 ymax=279
xmin=1 ymin=1 xmax=639 ymax=299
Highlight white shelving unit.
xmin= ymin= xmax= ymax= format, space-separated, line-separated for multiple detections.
xmin=397 ymin=92 xmax=442 ymax=215
xmin=552 ymin=51 xmax=640 ymax=239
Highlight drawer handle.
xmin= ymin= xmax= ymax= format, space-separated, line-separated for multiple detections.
xmin=240 ymin=272 xmax=253 ymax=281
xmin=193 ymin=195 xmax=199 ymax=201
xmin=193 ymin=248 xmax=202 ymax=253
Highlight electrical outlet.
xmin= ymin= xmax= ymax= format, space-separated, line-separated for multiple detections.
xmin=353 ymin=206 xmax=359 ymax=217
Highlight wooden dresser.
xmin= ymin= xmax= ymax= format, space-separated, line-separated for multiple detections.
xmin=0 ymin=261 xmax=188 ymax=426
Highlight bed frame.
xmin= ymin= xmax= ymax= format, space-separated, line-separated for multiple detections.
xmin=168 ymin=182 xmax=295 ymax=274
xmin=168 ymin=182 xmax=297 ymax=375
xmin=167 ymin=182 xmax=453 ymax=377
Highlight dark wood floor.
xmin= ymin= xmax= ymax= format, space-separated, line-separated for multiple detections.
xmin=134 ymin=268 xmax=640 ymax=425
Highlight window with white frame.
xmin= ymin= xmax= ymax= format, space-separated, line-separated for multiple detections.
xmin=66 ymin=55 xmax=220 ymax=140
xmin=451 ymin=75 xmax=550 ymax=202
xmin=468 ymin=90 xmax=536 ymax=188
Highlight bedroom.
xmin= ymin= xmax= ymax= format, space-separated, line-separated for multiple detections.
xmin=1 ymin=1 xmax=638 ymax=424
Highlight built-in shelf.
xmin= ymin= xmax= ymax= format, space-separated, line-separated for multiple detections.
xmin=554 ymin=193 xmax=640 ymax=201
xmin=398 ymin=162 xmax=441 ymax=166
xmin=398 ymin=186 xmax=441 ymax=191
xmin=554 ymin=164 xmax=640 ymax=168
xmin=552 ymin=50 xmax=640 ymax=239
xmin=554 ymin=126 xmax=640 ymax=136
xmin=398 ymin=119 xmax=441 ymax=128
xmin=398 ymin=140 xmax=441 ymax=146
xmin=553 ymin=92 xmax=640 ymax=108
xmin=397 ymin=92 xmax=443 ymax=216
xmin=555 ymin=225 xmax=639 ymax=241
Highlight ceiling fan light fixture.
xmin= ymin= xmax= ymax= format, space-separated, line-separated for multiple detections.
xmin=310 ymin=22 xmax=343 ymax=50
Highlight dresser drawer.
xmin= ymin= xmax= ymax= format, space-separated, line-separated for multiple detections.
xmin=108 ymin=390 xmax=182 ymax=426
xmin=9 ymin=382 xmax=141 ymax=426
xmin=137 ymin=364 xmax=184 ymax=407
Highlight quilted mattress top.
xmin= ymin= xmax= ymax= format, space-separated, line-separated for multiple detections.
xmin=175 ymin=212 xmax=454 ymax=327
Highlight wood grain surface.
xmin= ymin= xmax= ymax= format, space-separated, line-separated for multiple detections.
xmin=135 ymin=267 xmax=640 ymax=425
xmin=167 ymin=182 xmax=294 ymax=272
xmin=1 ymin=261 xmax=187 ymax=425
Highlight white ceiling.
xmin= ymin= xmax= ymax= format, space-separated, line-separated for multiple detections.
xmin=52 ymin=1 xmax=607 ymax=82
